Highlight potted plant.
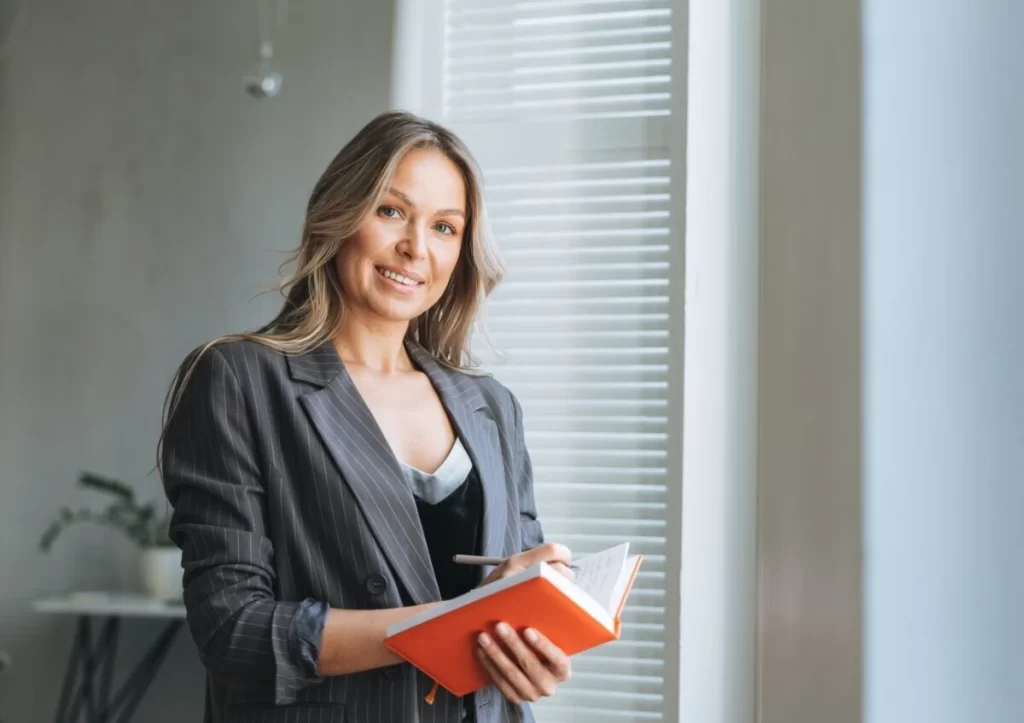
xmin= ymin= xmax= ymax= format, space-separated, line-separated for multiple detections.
xmin=40 ymin=471 xmax=182 ymax=601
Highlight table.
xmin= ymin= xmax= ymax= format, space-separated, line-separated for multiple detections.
xmin=33 ymin=592 xmax=186 ymax=723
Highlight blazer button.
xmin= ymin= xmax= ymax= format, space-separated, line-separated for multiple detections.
xmin=365 ymin=573 xmax=388 ymax=596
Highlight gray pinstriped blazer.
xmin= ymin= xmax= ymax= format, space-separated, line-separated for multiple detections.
xmin=160 ymin=338 xmax=544 ymax=723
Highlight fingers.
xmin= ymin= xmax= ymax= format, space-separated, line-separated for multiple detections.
xmin=477 ymin=647 xmax=523 ymax=704
xmin=481 ymin=555 xmax=530 ymax=586
xmin=549 ymin=562 xmax=576 ymax=582
xmin=495 ymin=623 xmax=557 ymax=695
xmin=478 ymin=626 xmax=543 ymax=702
xmin=522 ymin=628 xmax=572 ymax=683
xmin=481 ymin=543 xmax=574 ymax=588
xmin=477 ymin=623 xmax=573 ymax=706
xmin=519 ymin=542 xmax=573 ymax=568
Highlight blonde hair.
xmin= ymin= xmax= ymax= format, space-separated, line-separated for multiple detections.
xmin=158 ymin=110 xmax=504 ymax=465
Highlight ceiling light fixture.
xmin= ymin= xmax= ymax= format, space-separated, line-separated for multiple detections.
xmin=244 ymin=0 xmax=287 ymax=99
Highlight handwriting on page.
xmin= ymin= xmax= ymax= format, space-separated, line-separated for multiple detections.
xmin=572 ymin=543 xmax=630 ymax=613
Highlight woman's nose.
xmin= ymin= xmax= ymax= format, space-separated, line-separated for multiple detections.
xmin=399 ymin=222 xmax=428 ymax=258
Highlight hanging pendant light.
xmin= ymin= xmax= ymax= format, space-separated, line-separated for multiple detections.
xmin=245 ymin=39 xmax=282 ymax=98
xmin=244 ymin=0 xmax=286 ymax=98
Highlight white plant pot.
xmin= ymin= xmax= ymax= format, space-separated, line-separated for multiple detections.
xmin=140 ymin=547 xmax=183 ymax=601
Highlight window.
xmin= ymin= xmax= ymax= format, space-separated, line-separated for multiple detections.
xmin=398 ymin=1 xmax=684 ymax=719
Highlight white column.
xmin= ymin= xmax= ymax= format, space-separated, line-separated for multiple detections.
xmin=679 ymin=2 xmax=760 ymax=722
xmin=389 ymin=0 xmax=444 ymax=119
xmin=863 ymin=3 xmax=1024 ymax=723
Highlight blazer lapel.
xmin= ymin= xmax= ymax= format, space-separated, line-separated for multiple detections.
xmin=292 ymin=343 xmax=441 ymax=606
xmin=406 ymin=342 xmax=509 ymax=562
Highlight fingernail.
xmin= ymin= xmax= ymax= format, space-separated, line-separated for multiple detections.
xmin=496 ymin=622 xmax=512 ymax=637
xmin=479 ymin=633 xmax=492 ymax=647
xmin=524 ymin=628 xmax=539 ymax=643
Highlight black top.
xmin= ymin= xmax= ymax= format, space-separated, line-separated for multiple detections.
xmin=409 ymin=462 xmax=483 ymax=722
xmin=414 ymin=468 xmax=485 ymax=601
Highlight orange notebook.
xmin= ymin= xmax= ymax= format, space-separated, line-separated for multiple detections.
xmin=384 ymin=542 xmax=643 ymax=699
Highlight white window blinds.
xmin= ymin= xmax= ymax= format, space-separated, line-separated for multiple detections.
xmin=407 ymin=1 xmax=683 ymax=720
xmin=444 ymin=0 xmax=673 ymax=123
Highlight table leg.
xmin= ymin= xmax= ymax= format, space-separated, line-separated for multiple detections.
xmin=51 ymin=617 xmax=181 ymax=723
xmin=97 ymin=621 xmax=119 ymax=714
xmin=57 ymin=618 xmax=118 ymax=723
xmin=53 ymin=618 xmax=86 ymax=722
xmin=102 ymin=621 xmax=182 ymax=723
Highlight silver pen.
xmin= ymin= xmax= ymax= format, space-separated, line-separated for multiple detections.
xmin=452 ymin=554 xmax=579 ymax=571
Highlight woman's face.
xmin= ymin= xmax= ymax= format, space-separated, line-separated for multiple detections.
xmin=335 ymin=147 xmax=467 ymax=327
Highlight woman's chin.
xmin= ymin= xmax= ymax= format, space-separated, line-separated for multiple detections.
xmin=341 ymin=286 xmax=436 ymax=326
xmin=365 ymin=298 xmax=430 ymax=325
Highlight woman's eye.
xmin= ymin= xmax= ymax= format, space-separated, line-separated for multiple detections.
xmin=379 ymin=206 xmax=401 ymax=219
xmin=436 ymin=222 xmax=456 ymax=235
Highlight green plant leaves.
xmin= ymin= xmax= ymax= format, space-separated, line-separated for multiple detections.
xmin=78 ymin=472 xmax=135 ymax=502
xmin=39 ymin=471 xmax=174 ymax=551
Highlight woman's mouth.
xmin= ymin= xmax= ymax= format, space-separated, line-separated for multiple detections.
xmin=375 ymin=266 xmax=424 ymax=291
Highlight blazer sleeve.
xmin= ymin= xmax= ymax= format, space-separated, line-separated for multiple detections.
xmin=160 ymin=345 xmax=324 ymax=704
xmin=510 ymin=390 xmax=545 ymax=551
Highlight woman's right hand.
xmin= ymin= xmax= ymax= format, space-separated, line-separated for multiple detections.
xmin=474 ymin=543 xmax=576 ymax=705
xmin=479 ymin=543 xmax=575 ymax=587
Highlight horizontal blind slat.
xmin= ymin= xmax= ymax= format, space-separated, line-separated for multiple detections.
xmin=486 ymin=313 xmax=669 ymax=330
xmin=487 ymin=157 xmax=670 ymax=176
xmin=448 ymin=0 xmax=672 ymax=19
xmin=448 ymin=75 xmax=671 ymax=99
xmin=449 ymin=8 xmax=672 ymax=35
xmin=535 ymin=703 xmax=663 ymax=722
xmin=532 ymin=708 xmax=663 ymax=722
xmin=489 ymin=192 xmax=670 ymax=208
xmin=447 ymin=36 xmax=671 ymax=68
xmin=447 ymin=58 xmax=671 ymax=88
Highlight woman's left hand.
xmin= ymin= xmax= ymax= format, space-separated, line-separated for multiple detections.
xmin=476 ymin=622 xmax=571 ymax=704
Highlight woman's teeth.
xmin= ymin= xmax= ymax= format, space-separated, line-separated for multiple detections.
xmin=378 ymin=268 xmax=419 ymax=286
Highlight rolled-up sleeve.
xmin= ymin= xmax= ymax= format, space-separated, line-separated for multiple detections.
xmin=160 ymin=345 xmax=325 ymax=703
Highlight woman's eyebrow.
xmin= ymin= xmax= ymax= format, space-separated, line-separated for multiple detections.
xmin=388 ymin=187 xmax=465 ymax=218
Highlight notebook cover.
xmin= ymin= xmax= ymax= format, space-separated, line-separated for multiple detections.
xmin=385 ymin=575 xmax=619 ymax=697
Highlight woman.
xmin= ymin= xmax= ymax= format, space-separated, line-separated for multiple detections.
xmin=158 ymin=111 xmax=573 ymax=723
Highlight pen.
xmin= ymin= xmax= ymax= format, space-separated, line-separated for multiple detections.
xmin=452 ymin=554 xmax=579 ymax=571
xmin=452 ymin=554 xmax=505 ymax=566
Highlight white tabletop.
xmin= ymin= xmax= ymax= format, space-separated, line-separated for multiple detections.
xmin=33 ymin=592 xmax=187 ymax=619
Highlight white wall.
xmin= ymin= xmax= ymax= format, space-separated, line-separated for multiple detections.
xmin=757 ymin=2 xmax=863 ymax=722
xmin=862 ymin=3 xmax=1024 ymax=722
xmin=679 ymin=2 xmax=759 ymax=722
xmin=0 ymin=1 xmax=395 ymax=720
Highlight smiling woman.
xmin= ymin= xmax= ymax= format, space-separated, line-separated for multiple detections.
xmin=156 ymin=111 xmax=574 ymax=723
xmin=335 ymin=148 xmax=466 ymax=335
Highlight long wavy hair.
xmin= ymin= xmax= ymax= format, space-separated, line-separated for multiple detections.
xmin=157 ymin=110 xmax=504 ymax=468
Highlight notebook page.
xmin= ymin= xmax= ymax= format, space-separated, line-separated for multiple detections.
xmin=609 ymin=555 xmax=641 ymax=613
xmin=571 ymin=543 xmax=630 ymax=613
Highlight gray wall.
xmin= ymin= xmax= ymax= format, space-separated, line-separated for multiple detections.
xmin=862 ymin=2 xmax=1024 ymax=722
xmin=757 ymin=2 xmax=863 ymax=722
xmin=0 ymin=1 xmax=394 ymax=720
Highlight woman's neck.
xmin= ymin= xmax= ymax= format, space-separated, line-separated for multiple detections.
xmin=333 ymin=314 xmax=412 ymax=375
